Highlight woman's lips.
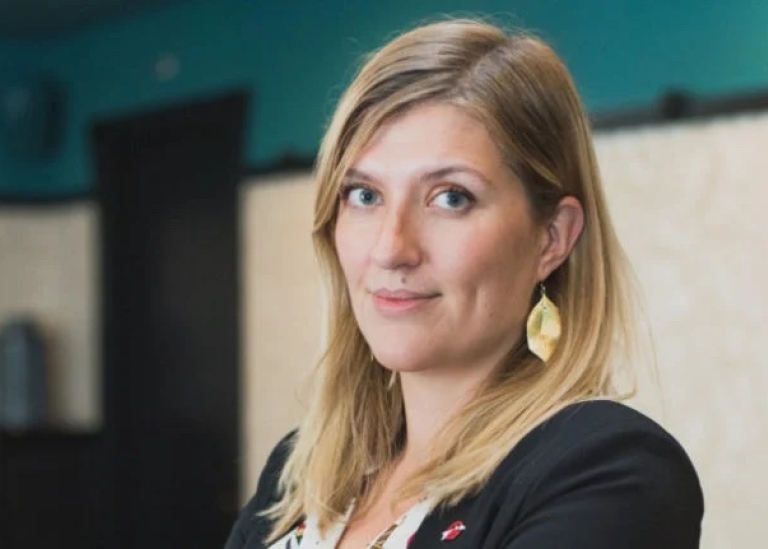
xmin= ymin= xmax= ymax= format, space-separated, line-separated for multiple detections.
xmin=371 ymin=289 xmax=438 ymax=314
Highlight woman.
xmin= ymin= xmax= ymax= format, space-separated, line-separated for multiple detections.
xmin=226 ymin=18 xmax=703 ymax=549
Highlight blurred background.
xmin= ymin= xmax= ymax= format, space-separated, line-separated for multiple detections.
xmin=0 ymin=0 xmax=766 ymax=547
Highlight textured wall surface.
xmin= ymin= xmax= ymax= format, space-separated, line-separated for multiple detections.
xmin=594 ymin=113 xmax=768 ymax=548
xmin=240 ymin=175 xmax=325 ymax=496
xmin=241 ymin=112 xmax=768 ymax=545
xmin=0 ymin=203 xmax=100 ymax=429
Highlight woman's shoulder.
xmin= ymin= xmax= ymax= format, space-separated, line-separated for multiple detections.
xmin=417 ymin=400 xmax=704 ymax=547
xmin=531 ymin=398 xmax=684 ymax=445
xmin=484 ymin=399 xmax=704 ymax=539
xmin=503 ymin=399 xmax=700 ymax=480
xmin=260 ymin=430 xmax=298 ymax=481
xmin=224 ymin=430 xmax=297 ymax=549
xmin=520 ymin=399 xmax=685 ymax=454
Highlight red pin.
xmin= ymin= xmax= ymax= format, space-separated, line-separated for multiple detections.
xmin=441 ymin=520 xmax=466 ymax=541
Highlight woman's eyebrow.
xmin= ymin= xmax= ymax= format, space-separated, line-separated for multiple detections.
xmin=344 ymin=165 xmax=492 ymax=185
xmin=420 ymin=165 xmax=493 ymax=186
xmin=342 ymin=168 xmax=376 ymax=182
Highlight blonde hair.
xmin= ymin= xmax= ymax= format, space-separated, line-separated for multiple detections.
xmin=266 ymin=17 xmax=637 ymax=540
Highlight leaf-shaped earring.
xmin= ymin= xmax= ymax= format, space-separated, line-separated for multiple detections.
xmin=526 ymin=284 xmax=561 ymax=362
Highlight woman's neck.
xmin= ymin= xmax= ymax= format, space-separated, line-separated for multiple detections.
xmin=398 ymin=365 xmax=491 ymax=464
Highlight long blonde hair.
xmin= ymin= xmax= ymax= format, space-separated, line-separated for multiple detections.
xmin=266 ymin=17 xmax=636 ymax=540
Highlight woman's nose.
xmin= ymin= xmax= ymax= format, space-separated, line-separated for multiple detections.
xmin=369 ymin=207 xmax=422 ymax=270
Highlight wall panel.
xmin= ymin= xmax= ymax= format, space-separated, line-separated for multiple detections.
xmin=0 ymin=202 xmax=100 ymax=429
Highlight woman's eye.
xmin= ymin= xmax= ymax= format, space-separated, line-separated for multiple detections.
xmin=433 ymin=189 xmax=473 ymax=210
xmin=344 ymin=186 xmax=381 ymax=207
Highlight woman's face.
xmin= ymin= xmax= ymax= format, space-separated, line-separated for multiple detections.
xmin=334 ymin=102 xmax=547 ymax=378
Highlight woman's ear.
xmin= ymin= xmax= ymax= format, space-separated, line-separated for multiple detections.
xmin=536 ymin=196 xmax=585 ymax=280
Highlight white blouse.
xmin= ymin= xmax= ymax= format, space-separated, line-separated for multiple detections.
xmin=266 ymin=499 xmax=433 ymax=549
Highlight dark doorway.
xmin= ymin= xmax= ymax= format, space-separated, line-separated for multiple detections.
xmin=93 ymin=92 xmax=246 ymax=547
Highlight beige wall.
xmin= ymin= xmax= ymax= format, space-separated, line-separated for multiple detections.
xmin=239 ymin=174 xmax=326 ymax=495
xmin=0 ymin=203 xmax=100 ymax=429
xmin=242 ymin=112 xmax=768 ymax=546
xmin=594 ymin=113 xmax=768 ymax=548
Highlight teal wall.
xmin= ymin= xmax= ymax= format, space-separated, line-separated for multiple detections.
xmin=2 ymin=0 xmax=768 ymax=196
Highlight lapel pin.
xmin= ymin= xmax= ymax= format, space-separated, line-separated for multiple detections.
xmin=441 ymin=520 xmax=466 ymax=541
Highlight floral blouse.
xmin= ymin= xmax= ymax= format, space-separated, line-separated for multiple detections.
xmin=266 ymin=499 xmax=433 ymax=549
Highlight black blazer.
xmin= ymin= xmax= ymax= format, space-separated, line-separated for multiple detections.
xmin=225 ymin=400 xmax=704 ymax=548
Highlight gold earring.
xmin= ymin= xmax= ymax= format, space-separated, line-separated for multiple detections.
xmin=526 ymin=283 xmax=561 ymax=362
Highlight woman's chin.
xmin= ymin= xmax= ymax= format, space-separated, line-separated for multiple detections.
xmin=373 ymin=350 xmax=445 ymax=376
